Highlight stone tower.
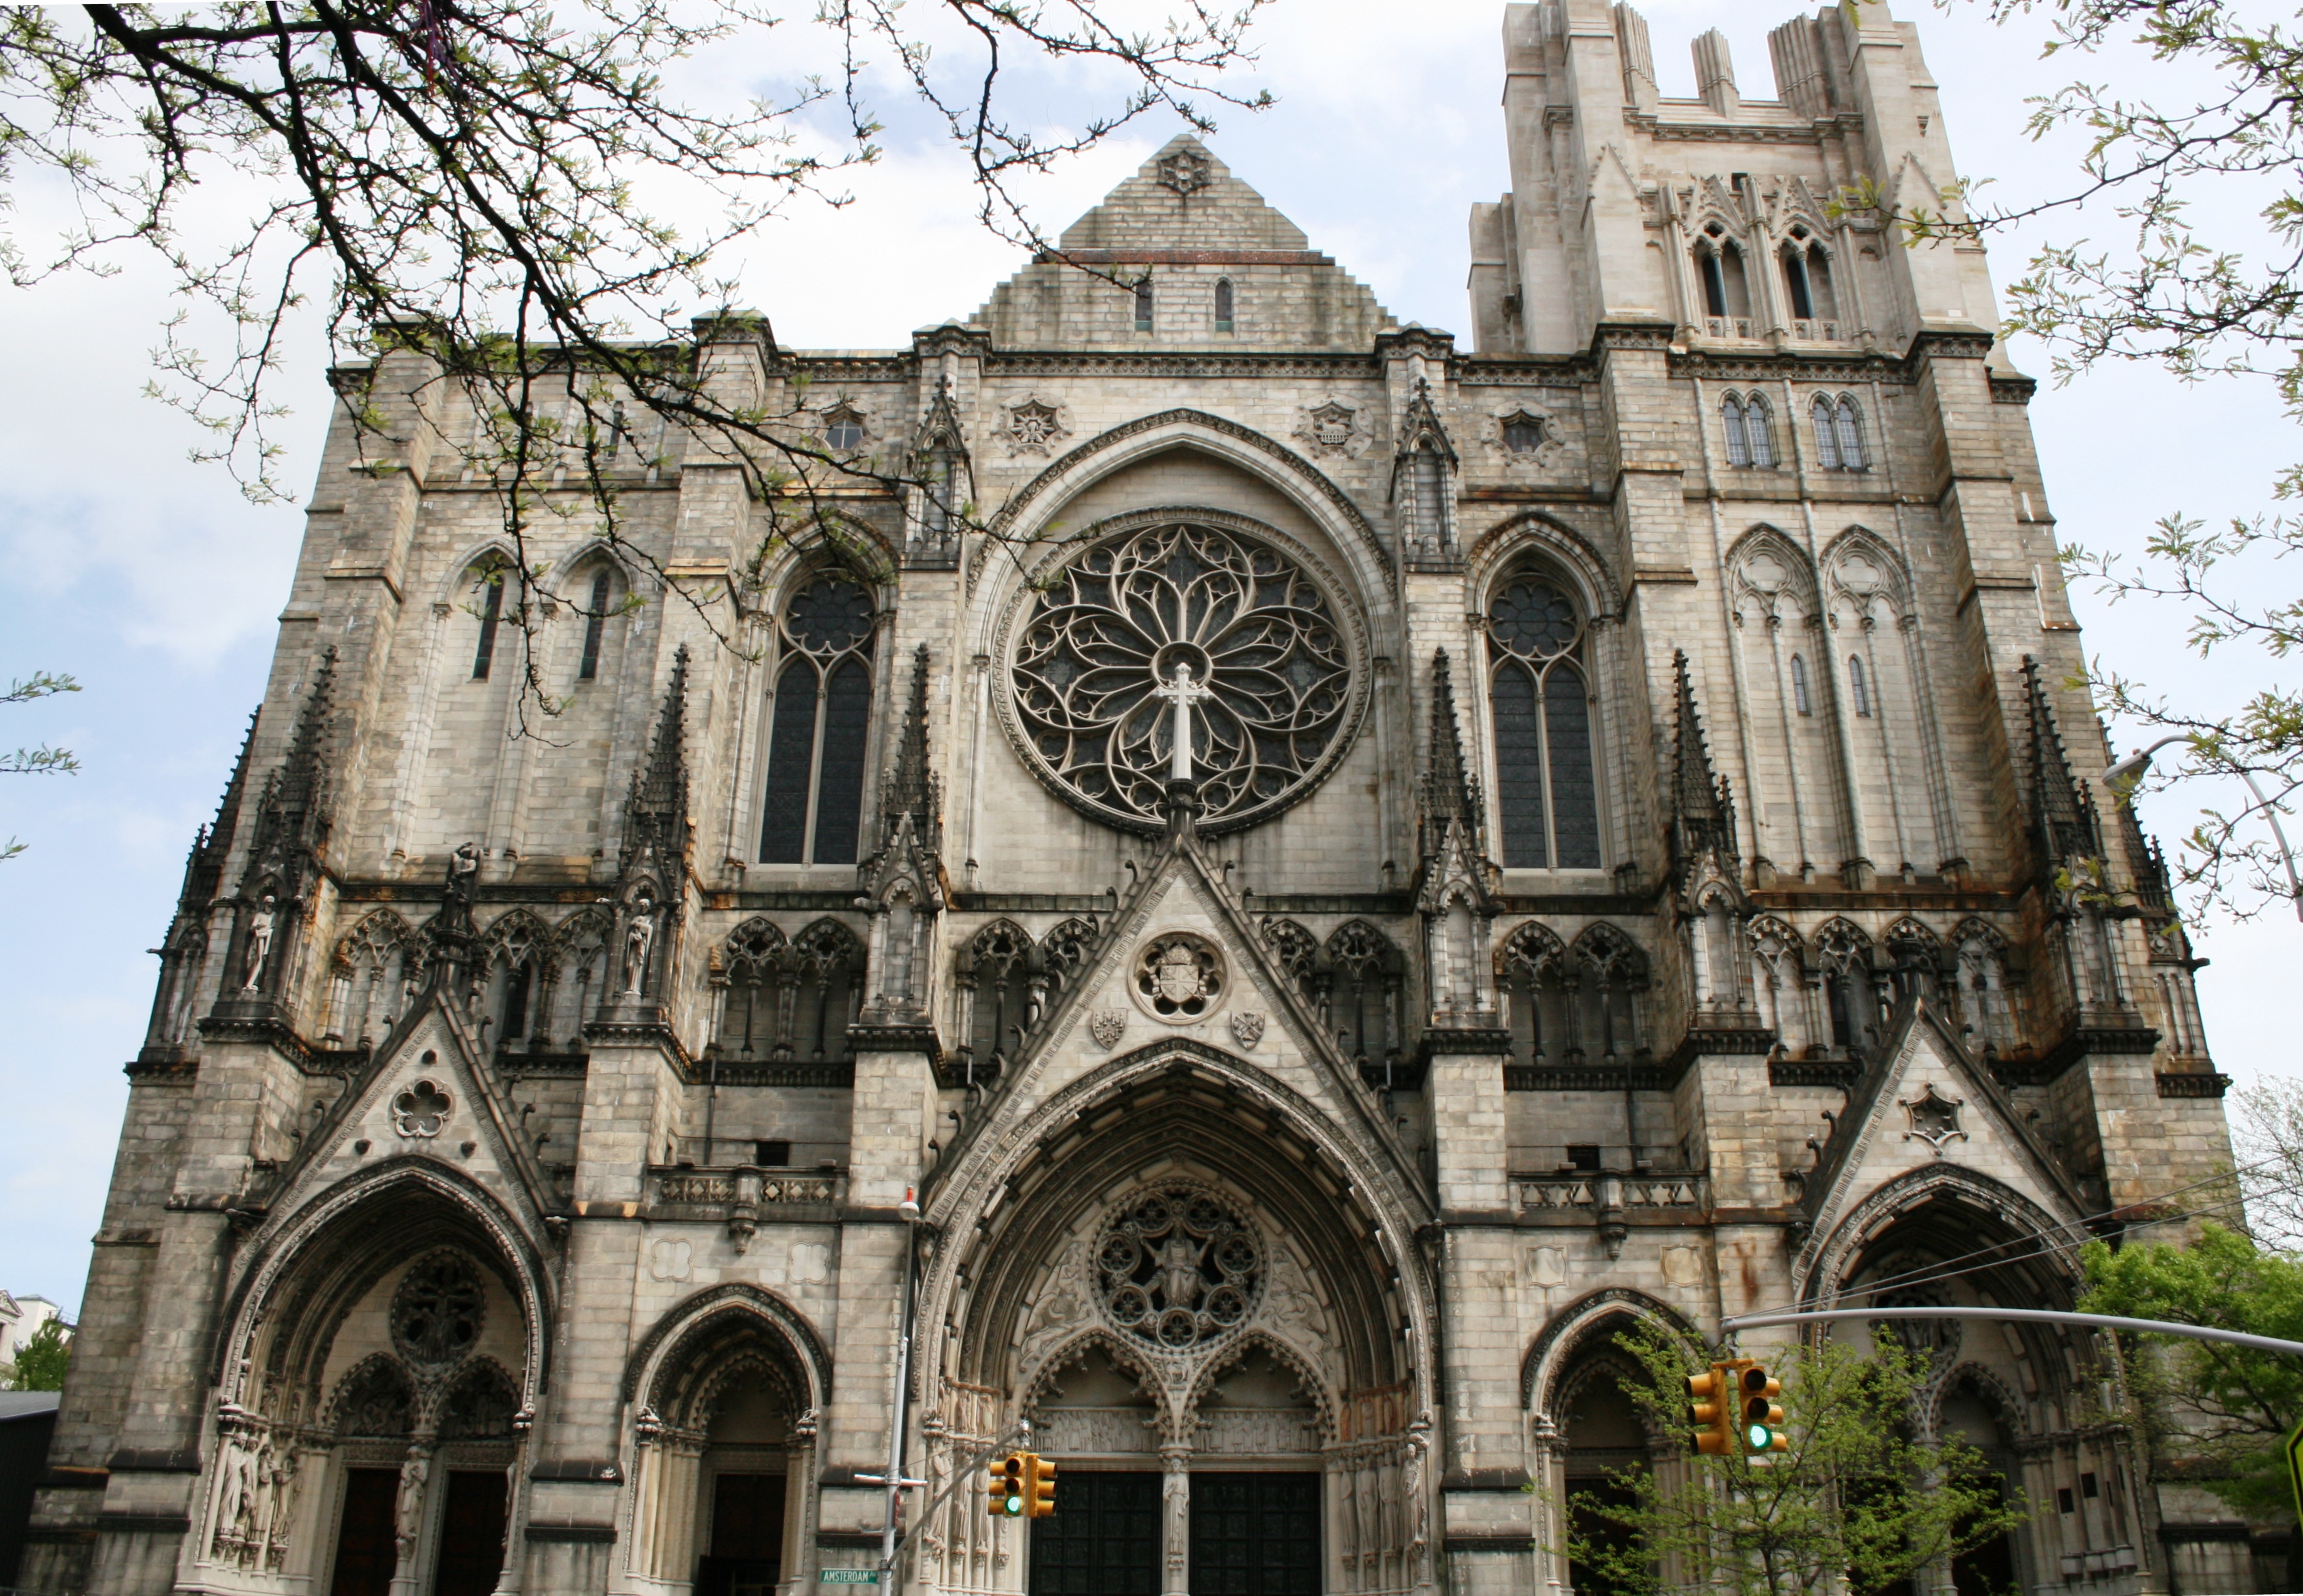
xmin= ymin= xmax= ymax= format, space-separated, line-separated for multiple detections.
xmin=25 ymin=5 xmax=2248 ymax=1595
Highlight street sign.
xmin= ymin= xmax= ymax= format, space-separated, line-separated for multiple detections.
xmin=819 ymin=1572 xmax=880 ymax=1585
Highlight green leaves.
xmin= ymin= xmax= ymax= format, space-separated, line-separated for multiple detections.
xmin=2082 ymin=1222 xmax=2303 ymax=1517
xmin=0 ymin=1318 xmax=68 ymax=1391
xmin=1557 ymin=1327 xmax=2022 ymax=1596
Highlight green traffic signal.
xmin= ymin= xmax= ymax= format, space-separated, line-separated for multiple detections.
xmin=1746 ymin=1421 xmax=1773 ymax=1451
xmin=1002 ymin=1492 xmax=1024 ymax=1516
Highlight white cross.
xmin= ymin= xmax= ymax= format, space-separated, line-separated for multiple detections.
xmin=1150 ymin=663 xmax=1215 ymax=781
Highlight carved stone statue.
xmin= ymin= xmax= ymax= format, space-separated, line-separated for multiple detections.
xmin=241 ymin=896 xmax=277 ymax=991
xmin=447 ymin=840 xmax=480 ymax=899
xmin=622 ymin=897 xmax=655 ymax=997
xmin=1155 ymin=1235 xmax=1205 ymax=1309
xmin=393 ymin=1448 xmax=431 ymax=1558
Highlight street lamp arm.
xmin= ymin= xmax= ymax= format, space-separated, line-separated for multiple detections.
xmin=1723 ymin=1304 xmax=2303 ymax=1358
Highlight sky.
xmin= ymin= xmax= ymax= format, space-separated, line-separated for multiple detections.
xmin=2 ymin=0 xmax=2295 ymax=1317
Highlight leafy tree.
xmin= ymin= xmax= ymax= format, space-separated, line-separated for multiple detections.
xmin=1557 ymin=1326 xmax=2022 ymax=1596
xmin=2 ymin=670 xmax=80 ymax=861
xmin=1878 ymin=0 xmax=2303 ymax=916
xmin=0 ymin=4 xmax=1270 ymax=728
xmin=2080 ymin=1222 xmax=2303 ymax=1519
xmin=2 ymin=1318 xmax=70 ymax=1392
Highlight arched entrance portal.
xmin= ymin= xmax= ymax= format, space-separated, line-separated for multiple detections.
xmin=1808 ymin=1168 xmax=2138 ymax=1595
xmin=194 ymin=1164 xmax=548 ymax=1596
xmin=914 ymin=1050 xmax=1434 ymax=1596
xmin=620 ymin=1285 xmax=830 ymax=1596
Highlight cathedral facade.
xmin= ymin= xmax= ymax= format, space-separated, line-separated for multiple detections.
xmin=25 ymin=3 xmax=2253 ymax=1594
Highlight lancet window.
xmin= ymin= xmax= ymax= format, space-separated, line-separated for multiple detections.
xmin=1780 ymin=229 xmax=1838 ymax=328
xmin=468 ymin=557 xmax=516 ymax=680
xmin=1214 ymin=277 xmax=1235 ymax=333
xmin=1324 ymin=920 xmax=1406 ymax=1072
xmin=1722 ymin=392 xmax=1775 ymax=469
xmin=1953 ymin=921 xmax=2020 ymax=1055
xmin=1696 ymin=224 xmax=1752 ymax=329
xmin=1134 ymin=276 xmax=1154 ymax=332
xmin=1747 ymin=917 xmax=1806 ymax=1054
xmin=573 ymin=563 xmax=630 ymax=683
xmin=758 ymin=573 xmax=878 ymax=866
xmin=1486 ymin=570 xmax=1602 ymax=869
xmin=1815 ymin=920 xmax=1879 ymax=1053
xmin=956 ymin=920 xmax=1039 ymax=1082
xmin=481 ymin=911 xmax=552 ymax=1053
xmin=709 ymin=917 xmax=867 ymax=1062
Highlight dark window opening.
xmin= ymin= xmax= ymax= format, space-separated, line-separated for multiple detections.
xmin=1827 ymin=974 xmax=1855 ymax=1049
xmin=2081 ymin=1472 xmax=2099 ymax=1499
xmin=1566 ymin=1144 xmax=1602 ymax=1172
xmin=578 ymin=569 xmax=611 ymax=681
xmin=1502 ymin=413 xmax=1546 ymax=453
xmin=1701 ymin=251 xmax=1728 ymax=317
xmin=754 ymin=1139 xmax=793 ymax=1168
xmin=2057 ymin=1487 xmax=2076 ymax=1515
xmin=1214 ymin=277 xmax=1235 ymax=332
xmin=1791 ymin=654 xmax=1813 ymax=716
xmin=501 ymin=963 xmax=531 ymax=1041
xmin=758 ymin=577 xmax=877 ymax=866
xmin=1784 ymin=246 xmax=1815 ymax=319
xmin=1133 ymin=276 xmax=1154 ymax=332
xmin=472 ymin=569 xmax=506 ymax=680
xmin=432 ymin=1471 xmax=509 ymax=1596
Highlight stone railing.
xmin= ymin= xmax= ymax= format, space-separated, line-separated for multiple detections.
xmin=1512 ymin=1172 xmax=1710 ymax=1215
xmin=646 ymin=1168 xmax=845 ymax=1253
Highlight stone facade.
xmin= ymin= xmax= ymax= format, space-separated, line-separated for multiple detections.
xmin=26 ymin=4 xmax=2251 ymax=1594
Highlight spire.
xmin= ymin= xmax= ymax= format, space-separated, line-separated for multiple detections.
xmin=177 ymin=706 xmax=259 ymax=916
xmin=1419 ymin=649 xmax=1483 ymax=856
xmin=237 ymin=648 xmax=339 ymax=896
xmin=620 ymin=646 xmax=691 ymax=880
xmin=1669 ymin=650 xmax=1738 ymax=870
xmin=2023 ymin=656 xmax=2101 ymax=863
xmin=879 ymin=643 xmax=941 ymax=853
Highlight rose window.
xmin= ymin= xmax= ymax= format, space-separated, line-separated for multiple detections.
xmin=1008 ymin=521 xmax=1356 ymax=833
xmin=1095 ymin=1188 xmax=1261 ymax=1350
xmin=391 ymin=1253 xmax=486 ymax=1364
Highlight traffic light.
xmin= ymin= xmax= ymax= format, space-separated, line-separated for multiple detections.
xmin=1028 ymin=1453 xmax=1058 ymax=1517
xmin=1687 ymin=1364 xmax=1735 ymax=1455
xmin=987 ymin=1453 xmax=1027 ymax=1516
xmin=1740 ymin=1364 xmax=1788 ymax=1455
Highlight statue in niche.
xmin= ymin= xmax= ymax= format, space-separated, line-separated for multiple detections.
xmin=622 ymin=897 xmax=654 ymax=996
xmin=241 ymin=896 xmax=277 ymax=991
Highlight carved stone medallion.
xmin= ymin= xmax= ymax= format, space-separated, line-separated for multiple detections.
xmin=1157 ymin=148 xmax=1213 ymax=196
xmin=1005 ymin=399 xmax=1070 ymax=457
xmin=1900 ymin=1083 xmax=1967 ymax=1154
xmin=1090 ymin=1010 xmax=1129 ymax=1049
xmin=1228 ymin=1011 xmax=1265 ymax=1050
xmin=1132 ymin=933 xmax=1225 ymax=1023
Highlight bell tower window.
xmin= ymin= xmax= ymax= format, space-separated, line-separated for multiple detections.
xmin=758 ymin=575 xmax=879 ymax=866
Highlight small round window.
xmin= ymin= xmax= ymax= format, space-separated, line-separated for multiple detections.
xmin=1501 ymin=414 xmax=1547 ymax=455
xmin=822 ymin=408 xmax=865 ymax=452
xmin=391 ymin=1252 xmax=487 ymax=1365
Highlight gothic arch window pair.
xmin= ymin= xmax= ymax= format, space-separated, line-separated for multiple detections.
xmin=1811 ymin=394 xmax=1869 ymax=470
xmin=1721 ymin=391 xmax=1776 ymax=469
xmin=758 ymin=572 xmax=878 ymax=866
xmin=954 ymin=917 xmax=1098 ymax=1079
xmin=708 ymin=917 xmax=867 ymax=1061
xmin=1262 ymin=918 xmax=1407 ymax=1070
xmin=1496 ymin=921 xmax=1651 ymax=1065
xmin=1487 ymin=569 xmax=1603 ymax=869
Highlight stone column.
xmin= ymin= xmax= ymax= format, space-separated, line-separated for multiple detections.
xmin=1159 ymin=1445 xmax=1191 ymax=1596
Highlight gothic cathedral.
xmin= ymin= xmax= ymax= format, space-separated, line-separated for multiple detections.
xmin=26 ymin=4 xmax=2253 ymax=1595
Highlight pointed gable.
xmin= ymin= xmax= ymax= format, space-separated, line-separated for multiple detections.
xmin=965 ymin=136 xmax=1397 ymax=349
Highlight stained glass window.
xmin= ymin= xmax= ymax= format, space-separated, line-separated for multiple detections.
xmin=1743 ymin=394 xmax=1775 ymax=467
xmin=1488 ymin=574 xmax=1602 ymax=869
xmin=1723 ymin=396 xmax=1750 ymax=468
xmin=1502 ymin=413 xmax=1546 ymax=454
xmin=1813 ymin=396 xmax=1841 ymax=470
xmin=823 ymin=406 xmax=865 ymax=452
xmin=757 ymin=575 xmax=877 ymax=864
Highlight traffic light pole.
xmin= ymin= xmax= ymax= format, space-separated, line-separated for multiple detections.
xmin=877 ymin=1423 xmax=1036 ymax=1587
xmin=1723 ymin=1304 xmax=2303 ymax=1357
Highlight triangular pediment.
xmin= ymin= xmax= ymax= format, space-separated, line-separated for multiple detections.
xmin=1057 ymin=136 xmax=1310 ymax=254
xmin=259 ymin=974 xmax=561 ymax=1242
xmin=1795 ymin=1001 xmax=2087 ymax=1285
xmin=944 ymin=832 xmax=1420 ymax=1193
